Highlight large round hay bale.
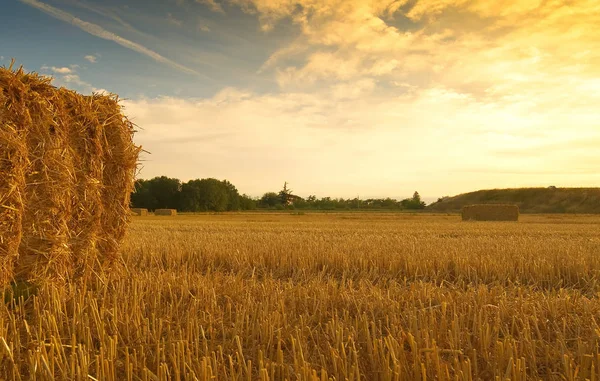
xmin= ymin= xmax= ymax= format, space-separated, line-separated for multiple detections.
xmin=0 ymin=76 xmax=27 ymax=285
xmin=61 ymin=90 xmax=106 ymax=279
xmin=131 ymin=208 xmax=148 ymax=216
xmin=0 ymin=64 xmax=140 ymax=285
xmin=154 ymin=209 xmax=177 ymax=216
xmin=96 ymin=95 xmax=139 ymax=265
xmin=461 ymin=204 xmax=519 ymax=221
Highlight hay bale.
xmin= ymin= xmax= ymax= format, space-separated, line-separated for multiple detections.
xmin=96 ymin=96 xmax=139 ymax=265
xmin=62 ymin=91 xmax=105 ymax=279
xmin=154 ymin=209 xmax=177 ymax=216
xmin=462 ymin=204 xmax=519 ymax=221
xmin=131 ymin=208 xmax=148 ymax=216
xmin=0 ymin=83 xmax=27 ymax=286
xmin=0 ymin=63 xmax=140 ymax=285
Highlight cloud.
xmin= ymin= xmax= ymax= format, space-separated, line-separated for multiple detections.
xmin=68 ymin=0 xmax=162 ymax=46
xmin=52 ymin=66 xmax=72 ymax=74
xmin=198 ymin=24 xmax=210 ymax=32
xmin=84 ymin=54 xmax=98 ymax=63
xmin=68 ymin=0 xmax=139 ymax=32
xmin=166 ymin=13 xmax=183 ymax=27
xmin=124 ymin=80 xmax=600 ymax=197
xmin=224 ymin=0 xmax=427 ymax=83
xmin=405 ymin=0 xmax=568 ymax=22
xmin=19 ymin=0 xmax=204 ymax=76
xmin=225 ymin=0 xmax=600 ymax=108
xmin=62 ymin=74 xmax=91 ymax=87
xmin=39 ymin=63 xmax=110 ymax=95
xmin=40 ymin=65 xmax=79 ymax=74
xmin=330 ymin=79 xmax=376 ymax=100
xmin=197 ymin=0 xmax=225 ymax=13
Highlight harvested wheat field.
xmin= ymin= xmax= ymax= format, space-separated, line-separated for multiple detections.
xmin=2 ymin=212 xmax=600 ymax=380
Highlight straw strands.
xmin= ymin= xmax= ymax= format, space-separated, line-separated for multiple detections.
xmin=0 ymin=63 xmax=140 ymax=285
xmin=462 ymin=204 xmax=519 ymax=221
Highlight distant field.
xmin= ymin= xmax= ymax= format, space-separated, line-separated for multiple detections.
xmin=3 ymin=213 xmax=600 ymax=380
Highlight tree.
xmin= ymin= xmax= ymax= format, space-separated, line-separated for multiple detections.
xmin=401 ymin=191 xmax=426 ymax=210
xmin=221 ymin=180 xmax=241 ymax=211
xmin=180 ymin=178 xmax=230 ymax=212
xmin=260 ymin=192 xmax=281 ymax=208
xmin=151 ymin=176 xmax=182 ymax=209
xmin=240 ymin=194 xmax=257 ymax=210
xmin=279 ymin=182 xmax=292 ymax=205
xmin=130 ymin=176 xmax=181 ymax=210
xmin=131 ymin=176 xmax=253 ymax=212
xmin=130 ymin=179 xmax=155 ymax=209
xmin=412 ymin=191 xmax=421 ymax=204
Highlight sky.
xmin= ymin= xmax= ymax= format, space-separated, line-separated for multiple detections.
xmin=2 ymin=0 xmax=599 ymax=200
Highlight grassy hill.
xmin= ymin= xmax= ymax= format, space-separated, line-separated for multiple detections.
xmin=427 ymin=187 xmax=600 ymax=214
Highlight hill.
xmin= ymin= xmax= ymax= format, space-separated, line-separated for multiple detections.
xmin=427 ymin=187 xmax=600 ymax=214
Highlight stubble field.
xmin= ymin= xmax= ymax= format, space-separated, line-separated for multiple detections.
xmin=2 ymin=213 xmax=600 ymax=380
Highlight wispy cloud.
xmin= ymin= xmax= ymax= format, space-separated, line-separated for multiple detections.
xmin=166 ymin=13 xmax=183 ymax=27
xmin=63 ymin=73 xmax=92 ymax=87
xmin=53 ymin=66 xmax=73 ymax=74
xmin=197 ymin=0 xmax=225 ymax=14
xmin=84 ymin=54 xmax=98 ymax=63
xmin=40 ymin=62 xmax=108 ymax=94
xmin=61 ymin=73 xmax=108 ymax=95
xmin=19 ymin=0 xmax=204 ymax=76
xmin=65 ymin=0 xmax=137 ymax=31
xmin=65 ymin=0 xmax=164 ymax=46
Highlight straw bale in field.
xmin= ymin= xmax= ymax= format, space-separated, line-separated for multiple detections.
xmin=0 ymin=63 xmax=140 ymax=285
xmin=461 ymin=204 xmax=519 ymax=221
xmin=131 ymin=208 xmax=148 ymax=216
xmin=154 ymin=209 xmax=177 ymax=216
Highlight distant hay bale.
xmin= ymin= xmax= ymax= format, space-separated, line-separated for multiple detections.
xmin=462 ymin=204 xmax=519 ymax=222
xmin=131 ymin=208 xmax=148 ymax=216
xmin=154 ymin=209 xmax=177 ymax=216
xmin=0 ymin=63 xmax=140 ymax=285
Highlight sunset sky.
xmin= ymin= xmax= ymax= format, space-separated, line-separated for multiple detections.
xmin=3 ymin=0 xmax=599 ymax=200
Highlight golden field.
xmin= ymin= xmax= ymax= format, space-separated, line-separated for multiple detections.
xmin=2 ymin=213 xmax=600 ymax=380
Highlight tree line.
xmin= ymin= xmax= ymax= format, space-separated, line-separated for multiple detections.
xmin=131 ymin=176 xmax=426 ymax=212
xmin=131 ymin=176 xmax=256 ymax=212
